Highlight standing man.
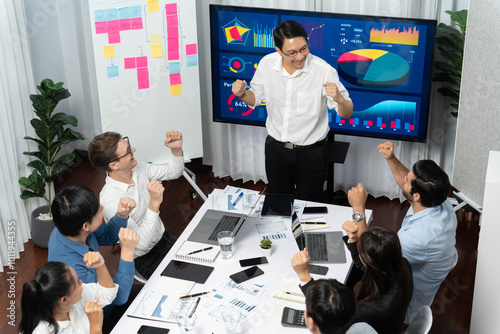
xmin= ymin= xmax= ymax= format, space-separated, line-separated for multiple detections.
xmin=232 ymin=20 xmax=353 ymax=202
xmin=88 ymin=130 xmax=184 ymax=279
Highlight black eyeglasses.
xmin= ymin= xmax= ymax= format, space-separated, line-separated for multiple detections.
xmin=110 ymin=137 xmax=131 ymax=162
xmin=280 ymin=44 xmax=309 ymax=58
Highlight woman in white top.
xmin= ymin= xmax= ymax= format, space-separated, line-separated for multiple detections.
xmin=20 ymin=252 xmax=118 ymax=334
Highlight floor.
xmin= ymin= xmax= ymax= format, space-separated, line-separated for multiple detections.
xmin=0 ymin=154 xmax=479 ymax=334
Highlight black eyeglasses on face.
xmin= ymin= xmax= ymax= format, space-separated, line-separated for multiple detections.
xmin=110 ymin=137 xmax=131 ymax=162
xmin=280 ymin=44 xmax=309 ymax=58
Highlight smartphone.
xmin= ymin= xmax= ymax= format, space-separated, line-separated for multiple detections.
xmin=303 ymin=206 xmax=328 ymax=214
xmin=137 ymin=325 xmax=170 ymax=334
xmin=230 ymin=265 xmax=265 ymax=284
xmin=239 ymin=256 xmax=268 ymax=267
xmin=308 ymin=264 xmax=329 ymax=276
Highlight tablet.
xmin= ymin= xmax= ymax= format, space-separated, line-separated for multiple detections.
xmin=160 ymin=260 xmax=214 ymax=284
xmin=261 ymin=194 xmax=294 ymax=216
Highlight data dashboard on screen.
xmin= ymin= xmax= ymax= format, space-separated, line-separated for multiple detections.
xmin=210 ymin=5 xmax=436 ymax=141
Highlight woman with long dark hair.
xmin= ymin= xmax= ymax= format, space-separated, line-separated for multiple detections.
xmin=292 ymin=226 xmax=412 ymax=334
xmin=19 ymin=252 xmax=117 ymax=334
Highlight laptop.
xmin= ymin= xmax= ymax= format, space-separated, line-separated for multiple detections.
xmin=187 ymin=189 xmax=265 ymax=245
xmin=292 ymin=213 xmax=346 ymax=264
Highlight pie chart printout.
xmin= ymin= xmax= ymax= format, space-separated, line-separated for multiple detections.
xmin=337 ymin=49 xmax=410 ymax=89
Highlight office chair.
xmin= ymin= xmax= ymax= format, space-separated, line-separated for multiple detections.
xmin=406 ymin=305 xmax=433 ymax=334
xmin=134 ymin=269 xmax=148 ymax=284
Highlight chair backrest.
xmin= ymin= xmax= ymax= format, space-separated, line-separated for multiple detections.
xmin=406 ymin=305 xmax=433 ymax=334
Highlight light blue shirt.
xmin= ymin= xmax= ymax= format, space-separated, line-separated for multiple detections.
xmin=398 ymin=200 xmax=457 ymax=322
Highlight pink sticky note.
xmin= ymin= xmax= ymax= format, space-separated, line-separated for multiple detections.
xmin=166 ymin=14 xmax=178 ymax=27
xmin=119 ymin=19 xmax=131 ymax=31
xmin=95 ymin=22 xmax=107 ymax=34
xmin=137 ymin=68 xmax=149 ymax=89
xmin=186 ymin=43 xmax=197 ymax=56
xmin=167 ymin=27 xmax=179 ymax=39
xmin=107 ymin=20 xmax=119 ymax=32
xmin=168 ymin=49 xmax=179 ymax=60
xmin=108 ymin=32 xmax=121 ymax=44
xmin=170 ymin=73 xmax=181 ymax=85
xmin=131 ymin=17 xmax=143 ymax=30
xmin=167 ymin=37 xmax=178 ymax=50
xmin=136 ymin=56 xmax=148 ymax=68
xmin=165 ymin=3 xmax=177 ymax=15
xmin=124 ymin=57 xmax=136 ymax=69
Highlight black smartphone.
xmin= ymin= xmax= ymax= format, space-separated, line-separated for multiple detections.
xmin=239 ymin=256 xmax=268 ymax=267
xmin=303 ymin=206 xmax=328 ymax=214
xmin=230 ymin=265 xmax=265 ymax=284
xmin=137 ymin=325 xmax=170 ymax=334
xmin=308 ymin=264 xmax=329 ymax=275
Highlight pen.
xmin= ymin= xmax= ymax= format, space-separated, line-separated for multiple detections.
xmin=188 ymin=297 xmax=200 ymax=317
xmin=284 ymin=291 xmax=304 ymax=297
xmin=187 ymin=246 xmax=213 ymax=255
xmin=232 ymin=192 xmax=244 ymax=206
xmin=302 ymin=222 xmax=327 ymax=225
xmin=179 ymin=291 xmax=211 ymax=300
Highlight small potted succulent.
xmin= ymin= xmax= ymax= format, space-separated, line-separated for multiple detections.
xmin=260 ymin=238 xmax=273 ymax=257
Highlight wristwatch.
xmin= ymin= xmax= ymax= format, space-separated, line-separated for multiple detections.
xmin=352 ymin=212 xmax=365 ymax=222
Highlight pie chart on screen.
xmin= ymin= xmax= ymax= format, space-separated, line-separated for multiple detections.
xmin=337 ymin=49 xmax=409 ymax=88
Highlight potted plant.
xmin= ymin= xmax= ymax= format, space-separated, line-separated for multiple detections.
xmin=18 ymin=79 xmax=84 ymax=248
xmin=260 ymin=238 xmax=273 ymax=257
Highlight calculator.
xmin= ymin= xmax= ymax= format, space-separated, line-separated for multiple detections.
xmin=281 ymin=307 xmax=307 ymax=327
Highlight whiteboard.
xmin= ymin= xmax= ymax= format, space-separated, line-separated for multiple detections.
xmin=88 ymin=0 xmax=203 ymax=163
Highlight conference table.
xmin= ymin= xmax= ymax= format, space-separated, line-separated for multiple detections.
xmin=111 ymin=189 xmax=373 ymax=334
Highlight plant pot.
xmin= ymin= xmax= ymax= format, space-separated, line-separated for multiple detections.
xmin=31 ymin=205 xmax=55 ymax=248
xmin=260 ymin=246 xmax=272 ymax=257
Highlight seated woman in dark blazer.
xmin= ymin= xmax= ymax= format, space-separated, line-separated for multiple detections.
xmin=292 ymin=225 xmax=413 ymax=334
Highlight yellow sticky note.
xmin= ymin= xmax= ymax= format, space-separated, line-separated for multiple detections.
xmin=148 ymin=0 xmax=159 ymax=12
xmin=103 ymin=45 xmax=116 ymax=58
xmin=151 ymin=45 xmax=163 ymax=58
xmin=150 ymin=34 xmax=162 ymax=46
xmin=170 ymin=84 xmax=181 ymax=95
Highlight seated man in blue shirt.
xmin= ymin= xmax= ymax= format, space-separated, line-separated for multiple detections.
xmin=347 ymin=141 xmax=457 ymax=322
xmin=48 ymin=185 xmax=140 ymax=333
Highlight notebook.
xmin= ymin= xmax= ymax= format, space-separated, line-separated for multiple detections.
xmin=161 ymin=260 xmax=214 ymax=284
xmin=174 ymin=240 xmax=221 ymax=263
xmin=272 ymin=278 xmax=306 ymax=304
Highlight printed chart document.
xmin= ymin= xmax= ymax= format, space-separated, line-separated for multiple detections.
xmin=208 ymin=186 xmax=260 ymax=213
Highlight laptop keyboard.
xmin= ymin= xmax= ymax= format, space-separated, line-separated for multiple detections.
xmin=208 ymin=215 xmax=241 ymax=241
xmin=307 ymin=233 xmax=328 ymax=261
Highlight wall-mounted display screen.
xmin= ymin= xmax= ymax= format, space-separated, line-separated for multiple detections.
xmin=210 ymin=5 xmax=436 ymax=142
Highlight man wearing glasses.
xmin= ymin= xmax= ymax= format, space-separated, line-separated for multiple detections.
xmin=232 ymin=20 xmax=353 ymax=202
xmin=88 ymin=131 xmax=184 ymax=279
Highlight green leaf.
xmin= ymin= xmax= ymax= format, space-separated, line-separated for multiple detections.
xmin=23 ymin=136 xmax=44 ymax=146
xmin=27 ymin=160 xmax=49 ymax=178
xmin=434 ymin=61 xmax=457 ymax=72
xmin=50 ymin=113 xmax=78 ymax=127
xmin=59 ymin=128 xmax=85 ymax=144
xmin=20 ymin=189 xmax=44 ymax=200
xmin=437 ymin=87 xmax=460 ymax=100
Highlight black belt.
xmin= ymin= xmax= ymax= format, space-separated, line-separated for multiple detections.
xmin=271 ymin=136 xmax=327 ymax=150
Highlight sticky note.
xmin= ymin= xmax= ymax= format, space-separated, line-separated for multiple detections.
xmin=107 ymin=20 xmax=119 ymax=33
xmin=108 ymin=32 xmax=121 ymax=44
xmin=95 ymin=22 xmax=107 ymax=34
xmin=170 ymin=73 xmax=181 ymax=85
xmin=167 ymin=27 xmax=178 ymax=39
xmin=165 ymin=4 xmax=177 ymax=15
xmin=151 ymin=45 xmax=163 ymax=58
xmin=186 ymin=43 xmax=197 ymax=56
xmin=131 ymin=17 xmax=143 ymax=30
xmin=148 ymin=0 xmax=159 ymax=13
xmin=136 ymin=56 xmax=148 ymax=68
xmin=118 ymin=7 xmax=130 ymax=19
xmin=168 ymin=49 xmax=179 ymax=60
xmin=186 ymin=55 xmax=198 ymax=67
xmin=107 ymin=66 xmax=119 ymax=78
xmin=94 ymin=10 xmax=106 ymax=23
xmin=137 ymin=68 xmax=149 ymax=89
xmin=119 ymin=19 xmax=131 ymax=31
xmin=124 ymin=57 xmax=136 ymax=69
xmin=130 ymin=6 xmax=142 ymax=18
xmin=106 ymin=8 xmax=118 ymax=21
xmin=150 ymin=34 xmax=162 ymax=46
xmin=169 ymin=62 xmax=180 ymax=74
xmin=167 ymin=37 xmax=178 ymax=50
xmin=103 ymin=45 xmax=116 ymax=58
xmin=167 ymin=14 xmax=178 ymax=27
xmin=170 ymin=84 xmax=181 ymax=95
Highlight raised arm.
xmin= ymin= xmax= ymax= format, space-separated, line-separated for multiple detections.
xmin=377 ymin=141 xmax=410 ymax=190
xmin=232 ymin=79 xmax=256 ymax=107
xmin=112 ymin=228 xmax=140 ymax=305
xmin=324 ymin=82 xmax=353 ymax=119
xmin=94 ymin=197 xmax=136 ymax=245
xmin=164 ymin=130 xmax=184 ymax=157
xmin=84 ymin=252 xmax=114 ymax=288
xmin=348 ymin=183 xmax=368 ymax=235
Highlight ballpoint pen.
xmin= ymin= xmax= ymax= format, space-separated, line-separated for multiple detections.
xmin=284 ymin=291 xmax=304 ymax=297
xmin=232 ymin=192 xmax=244 ymax=206
xmin=188 ymin=297 xmax=200 ymax=317
xmin=302 ymin=222 xmax=327 ymax=225
xmin=186 ymin=246 xmax=213 ymax=255
xmin=179 ymin=291 xmax=211 ymax=300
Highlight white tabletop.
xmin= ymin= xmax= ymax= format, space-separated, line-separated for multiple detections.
xmin=111 ymin=191 xmax=372 ymax=334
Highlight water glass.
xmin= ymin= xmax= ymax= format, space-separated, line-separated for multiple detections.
xmin=222 ymin=308 xmax=242 ymax=333
xmin=176 ymin=313 xmax=197 ymax=332
xmin=217 ymin=231 xmax=235 ymax=259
